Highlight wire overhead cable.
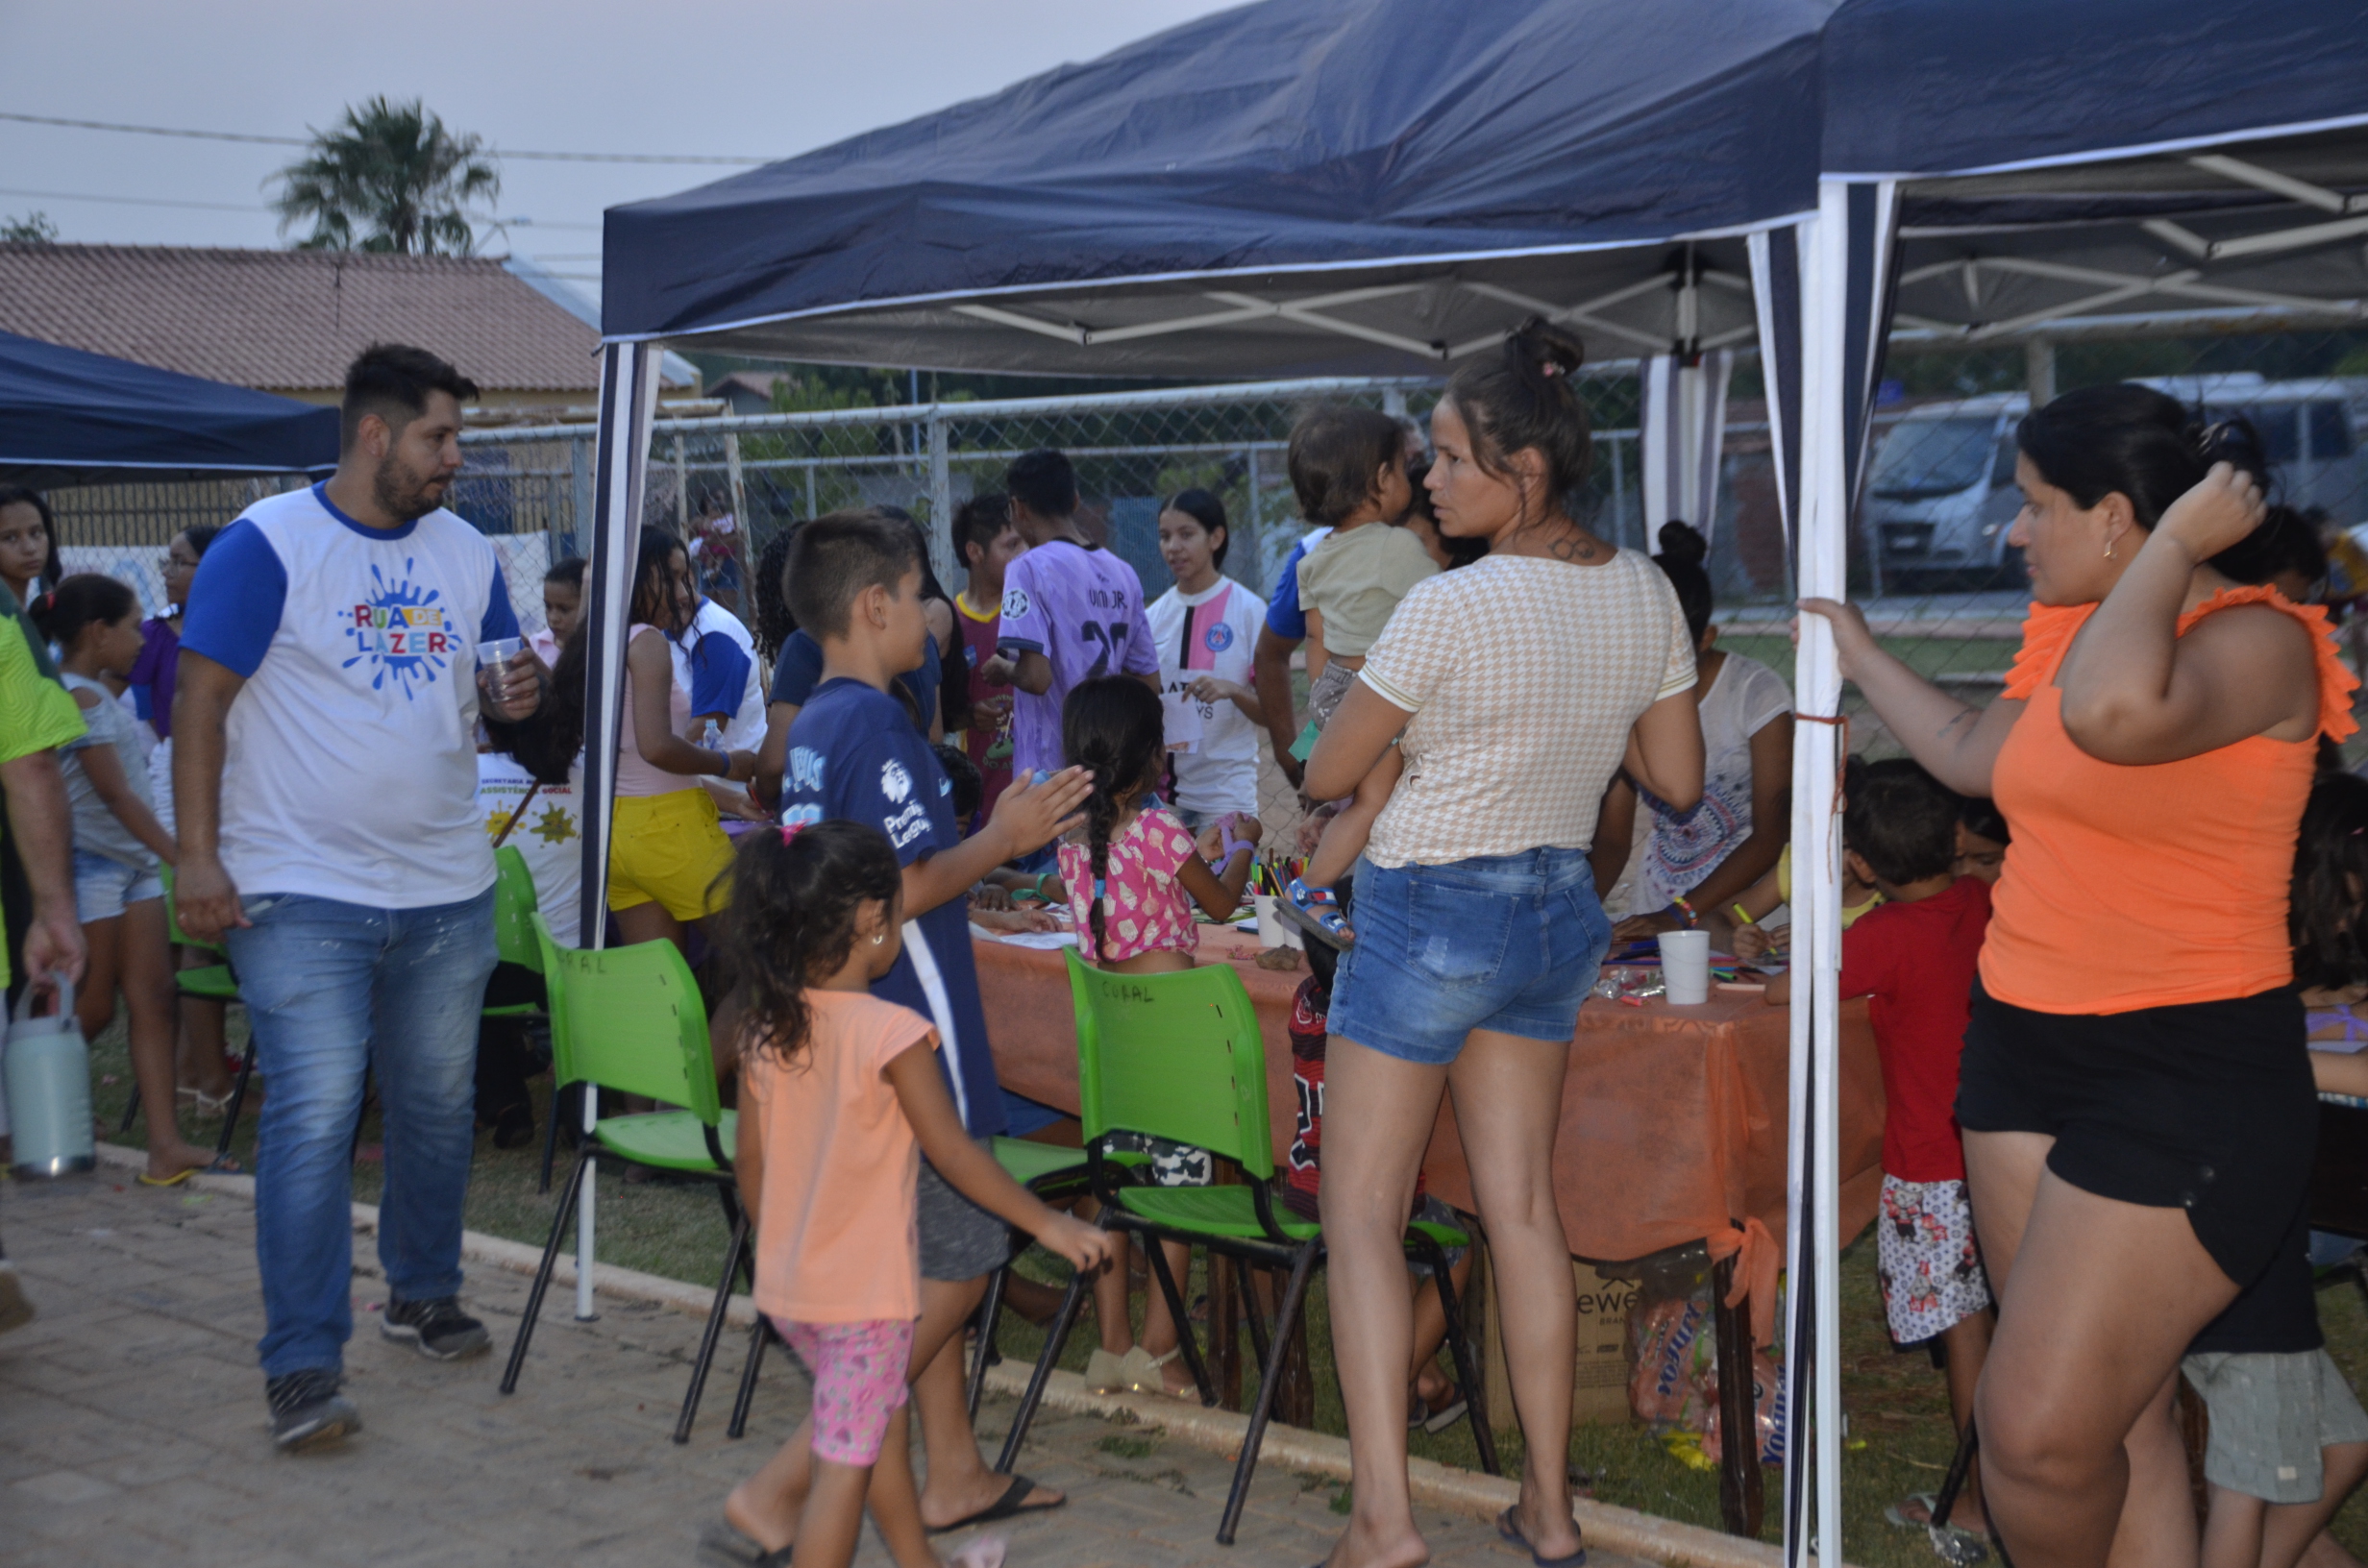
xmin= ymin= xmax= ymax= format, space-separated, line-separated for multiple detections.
xmin=0 ymin=110 xmax=771 ymax=165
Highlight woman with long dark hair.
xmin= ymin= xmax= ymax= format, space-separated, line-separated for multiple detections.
xmin=0 ymin=487 xmax=63 ymax=608
xmin=1304 ymin=320 xmax=1704 ymax=1568
xmin=544 ymin=528 xmax=755 ymax=950
xmin=1802 ymin=384 xmax=2355 ymax=1566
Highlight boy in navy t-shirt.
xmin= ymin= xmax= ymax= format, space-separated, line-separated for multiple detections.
xmin=775 ymin=510 xmax=1089 ymax=1527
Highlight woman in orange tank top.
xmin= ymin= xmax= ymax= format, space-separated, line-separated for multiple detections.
xmin=1802 ymin=385 xmax=2354 ymax=1568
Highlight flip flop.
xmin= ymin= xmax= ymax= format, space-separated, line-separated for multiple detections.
xmin=1497 ymin=1506 xmax=1588 ymax=1568
xmin=137 ymin=1152 xmax=242 ymax=1187
xmin=1886 ymin=1493 xmax=1989 ymax=1562
xmin=925 ymin=1473 xmax=1063 ymax=1534
xmin=1279 ymin=877 xmax=1353 ymax=950
xmin=698 ymin=1518 xmax=792 ymax=1568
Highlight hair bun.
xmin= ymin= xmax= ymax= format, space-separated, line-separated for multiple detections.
xmin=1509 ymin=316 xmax=1586 ymax=385
xmin=2192 ymin=415 xmax=2268 ymax=479
xmin=1655 ymin=521 xmax=1708 ymax=568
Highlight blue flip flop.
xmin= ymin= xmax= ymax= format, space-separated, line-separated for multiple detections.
xmin=1497 ymin=1507 xmax=1588 ymax=1568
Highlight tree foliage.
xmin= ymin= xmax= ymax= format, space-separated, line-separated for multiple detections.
xmin=1 ymin=211 xmax=59 ymax=245
xmin=272 ymin=97 xmax=499 ymax=256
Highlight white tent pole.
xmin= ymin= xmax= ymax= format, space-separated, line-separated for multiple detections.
xmin=1797 ymin=177 xmax=1853 ymax=1565
xmin=575 ymin=341 xmax=661 ymax=1321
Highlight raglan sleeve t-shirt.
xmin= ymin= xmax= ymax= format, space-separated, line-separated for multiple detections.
xmin=180 ymin=486 xmax=520 ymax=909
xmin=778 ymin=678 xmax=1006 ymax=1139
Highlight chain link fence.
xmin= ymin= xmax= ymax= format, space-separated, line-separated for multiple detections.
xmin=40 ymin=341 xmax=2366 ymax=769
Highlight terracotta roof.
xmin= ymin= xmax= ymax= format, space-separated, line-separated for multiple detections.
xmin=0 ymin=244 xmax=601 ymax=394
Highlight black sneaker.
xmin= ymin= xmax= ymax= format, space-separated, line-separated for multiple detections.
xmin=267 ymin=1368 xmax=358 ymax=1451
xmin=380 ymin=1295 xmax=491 ymax=1360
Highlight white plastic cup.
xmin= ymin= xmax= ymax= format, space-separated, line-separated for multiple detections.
xmin=1659 ymin=928 xmax=1712 ymax=1005
xmin=477 ymin=637 xmax=523 ymax=702
xmin=1252 ymin=894 xmax=1303 ymax=950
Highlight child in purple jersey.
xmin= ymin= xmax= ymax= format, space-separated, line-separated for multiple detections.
xmin=982 ymin=449 xmax=1159 ymax=778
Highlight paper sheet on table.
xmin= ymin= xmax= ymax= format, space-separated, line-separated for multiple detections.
xmin=2317 ymin=1012 xmax=2368 ymax=1053
xmin=1161 ymin=690 xmax=1203 ymax=753
xmin=972 ymin=924 xmax=1080 ymax=950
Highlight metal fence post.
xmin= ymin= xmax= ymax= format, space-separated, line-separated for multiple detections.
xmin=566 ymin=433 xmax=592 ymax=562
xmin=928 ymin=410 xmax=953 ymax=581
xmin=671 ymin=432 xmax=689 ymax=527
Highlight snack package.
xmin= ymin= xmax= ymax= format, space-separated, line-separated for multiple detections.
xmin=1626 ymin=1296 xmax=1712 ymax=1433
xmin=1698 ymin=1348 xmax=1788 ymax=1467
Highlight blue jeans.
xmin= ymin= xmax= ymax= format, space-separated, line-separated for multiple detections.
xmin=226 ymin=889 xmax=496 ymax=1378
xmin=1327 ymin=847 xmax=1611 ymax=1066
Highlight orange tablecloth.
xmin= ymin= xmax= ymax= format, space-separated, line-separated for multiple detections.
xmin=974 ymin=926 xmax=1885 ymax=1263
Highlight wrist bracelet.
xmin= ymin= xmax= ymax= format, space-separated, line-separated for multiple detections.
xmin=1219 ymin=836 xmax=1253 ymax=865
xmin=1032 ymin=872 xmax=1053 ymax=901
xmin=1670 ymin=894 xmax=1698 ymax=926
xmin=708 ymin=747 xmax=730 ymax=776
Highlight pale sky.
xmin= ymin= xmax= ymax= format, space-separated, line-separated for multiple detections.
xmin=0 ymin=0 xmax=1245 ymax=288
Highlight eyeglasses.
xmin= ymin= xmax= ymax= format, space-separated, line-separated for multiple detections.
xmin=158 ymin=553 xmax=197 ymax=572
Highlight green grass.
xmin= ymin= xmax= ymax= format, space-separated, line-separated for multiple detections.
xmin=89 ymin=1017 xmax=2368 ymax=1565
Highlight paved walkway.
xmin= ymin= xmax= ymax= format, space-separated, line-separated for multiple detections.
xmin=2 ymin=1175 xmax=1650 ymax=1568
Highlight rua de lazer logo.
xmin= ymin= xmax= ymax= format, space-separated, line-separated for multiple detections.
xmin=343 ymin=562 xmax=453 ymax=699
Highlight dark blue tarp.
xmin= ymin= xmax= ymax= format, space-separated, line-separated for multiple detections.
xmin=0 ymin=330 xmax=339 ymax=486
xmin=604 ymin=0 xmax=1835 ymax=341
xmin=1823 ymin=0 xmax=2368 ymax=180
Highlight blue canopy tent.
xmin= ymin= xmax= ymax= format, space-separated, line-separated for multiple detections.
xmin=592 ymin=1 xmax=2368 ymax=1557
xmin=0 ymin=330 xmax=338 ymax=487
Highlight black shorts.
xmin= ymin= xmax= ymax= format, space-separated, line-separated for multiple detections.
xmin=1956 ymin=981 xmax=2315 ymax=1289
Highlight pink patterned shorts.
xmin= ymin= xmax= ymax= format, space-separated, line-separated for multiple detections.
xmin=772 ymin=1315 xmax=915 ymax=1465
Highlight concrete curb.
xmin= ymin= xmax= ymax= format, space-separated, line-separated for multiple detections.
xmin=94 ymin=1141 xmax=1820 ymax=1568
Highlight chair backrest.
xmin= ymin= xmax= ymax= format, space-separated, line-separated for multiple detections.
xmin=491 ymin=846 xmax=541 ymax=971
xmin=530 ymin=913 xmax=722 ymax=1125
xmin=1065 ymin=947 xmax=1274 ymax=1180
xmin=155 ymin=865 xmax=222 ymax=956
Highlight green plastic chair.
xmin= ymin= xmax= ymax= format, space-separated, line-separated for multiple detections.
xmin=483 ymin=846 xmax=544 ymax=1016
xmin=997 ymin=950 xmax=1496 ymax=1542
xmin=498 ymin=913 xmax=746 ymax=1443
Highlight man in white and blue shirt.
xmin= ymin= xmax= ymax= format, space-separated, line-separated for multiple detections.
xmin=175 ymin=344 xmax=545 ymax=1450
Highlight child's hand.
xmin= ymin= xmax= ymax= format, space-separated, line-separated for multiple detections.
xmin=1035 ymin=1212 xmax=1116 ymax=1274
xmin=988 ymin=765 xmax=1092 ymax=856
xmin=972 ymin=881 xmax=1017 ymax=912
xmin=1733 ymin=924 xmax=1772 ymax=961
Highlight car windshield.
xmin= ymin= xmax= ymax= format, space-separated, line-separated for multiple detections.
xmin=1869 ymin=418 xmax=1995 ymax=500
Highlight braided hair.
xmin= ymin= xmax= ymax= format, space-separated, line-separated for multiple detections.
xmin=721 ymin=820 xmax=905 ymax=1069
xmin=1060 ymin=676 xmax=1167 ymax=962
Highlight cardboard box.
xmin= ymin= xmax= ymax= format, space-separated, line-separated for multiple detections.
xmin=1482 ymin=1253 xmax=1642 ymax=1433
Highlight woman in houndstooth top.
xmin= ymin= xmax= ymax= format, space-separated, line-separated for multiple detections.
xmin=1302 ymin=320 xmax=1706 ymax=1568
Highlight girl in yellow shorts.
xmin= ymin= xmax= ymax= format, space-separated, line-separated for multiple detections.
xmin=556 ymin=528 xmax=756 ymax=949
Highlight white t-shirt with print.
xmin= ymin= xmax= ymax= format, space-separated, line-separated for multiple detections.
xmin=1147 ymin=576 xmax=1266 ymax=819
xmin=180 ymin=484 xmax=521 ymax=909
xmin=1637 ymin=651 xmax=1792 ymax=912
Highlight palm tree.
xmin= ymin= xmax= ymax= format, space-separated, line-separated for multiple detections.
xmin=271 ymin=97 xmax=500 ymax=256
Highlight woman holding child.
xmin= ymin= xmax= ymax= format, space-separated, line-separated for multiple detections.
xmin=1804 ymin=385 xmax=2356 ymax=1568
xmin=1306 ymin=321 xmax=1705 ymax=1568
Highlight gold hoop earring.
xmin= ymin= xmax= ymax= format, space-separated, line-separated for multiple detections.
xmin=872 ymin=933 xmax=885 ymax=945
xmin=2104 ymin=540 xmax=2116 ymax=561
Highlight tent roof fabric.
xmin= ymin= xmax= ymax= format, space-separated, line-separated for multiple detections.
xmin=0 ymin=329 xmax=339 ymax=486
xmin=603 ymin=0 xmax=1834 ymax=347
xmin=0 ymin=245 xmax=603 ymax=395
xmin=1822 ymin=0 xmax=2368 ymax=179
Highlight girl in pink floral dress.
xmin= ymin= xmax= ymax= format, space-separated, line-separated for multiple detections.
xmin=1054 ymin=675 xmax=1262 ymax=1396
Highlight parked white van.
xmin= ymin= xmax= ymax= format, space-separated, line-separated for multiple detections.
xmin=1867 ymin=376 xmax=2363 ymax=590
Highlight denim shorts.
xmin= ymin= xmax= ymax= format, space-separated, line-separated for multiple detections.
xmin=1326 ymin=846 xmax=1610 ymax=1066
xmin=73 ymin=848 xmax=163 ymax=924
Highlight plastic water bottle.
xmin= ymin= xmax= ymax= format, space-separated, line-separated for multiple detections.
xmin=700 ymin=719 xmax=723 ymax=751
xmin=7 ymin=974 xmax=93 ymax=1180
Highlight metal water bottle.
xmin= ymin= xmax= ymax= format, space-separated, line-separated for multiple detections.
xmin=7 ymin=973 xmax=94 ymax=1180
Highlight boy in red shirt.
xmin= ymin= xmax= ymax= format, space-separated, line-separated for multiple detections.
xmin=1768 ymin=758 xmax=1993 ymax=1542
xmin=950 ymin=493 xmax=1025 ymax=830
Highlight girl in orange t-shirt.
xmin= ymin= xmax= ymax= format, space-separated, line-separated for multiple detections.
xmin=1802 ymin=384 xmax=2356 ymax=1568
xmin=709 ymin=821 xmax=1112 ymax=1568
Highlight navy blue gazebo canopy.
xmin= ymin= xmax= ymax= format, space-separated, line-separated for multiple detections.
xmin=0 ymin=330 xmax=340 ymax=487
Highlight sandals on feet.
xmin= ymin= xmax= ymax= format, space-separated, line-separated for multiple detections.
xmin=699 ymin=1519 xmax=791 ymax=1568
xmin=137 ymin=1151 xmax=242 ymax=1187
xmin=1497 ymin=1506 xmax=1588 ymax=1568
xmin=1280 ymin=877 xmax=1353 ymax=949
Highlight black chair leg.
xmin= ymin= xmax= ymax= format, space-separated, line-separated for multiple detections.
xmin=1219 ymin=1242 xmax=1319 ymax=1545
xmin=675 ymin=1208 xmax=752 ymax=1444
xmin=502 ymin=1146 xmax=592 ymax=1394
xmin=117 ymin=1082 xmax=142 ymax=1138
xmin=969 ymin=1264 xmax=1010 ymax=1422
xmin=1141 ymin=1229 xmax=1217 ymax=1407
xmin=728 ymin=1316 xmax=774 ymax=1439
xmin=996 ymin=1268 xmax=1091 ymax=1474
xmin=1233 ymin=1257 xmax=1272 ymax=1374
xmin=215 ymin=1041 xmax=257 ymax=1159
xmin=537 ymin=1082 xmax=567 ymax=1194
xmin=1418 ymin=1235 xmax=1500 ymax=1477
